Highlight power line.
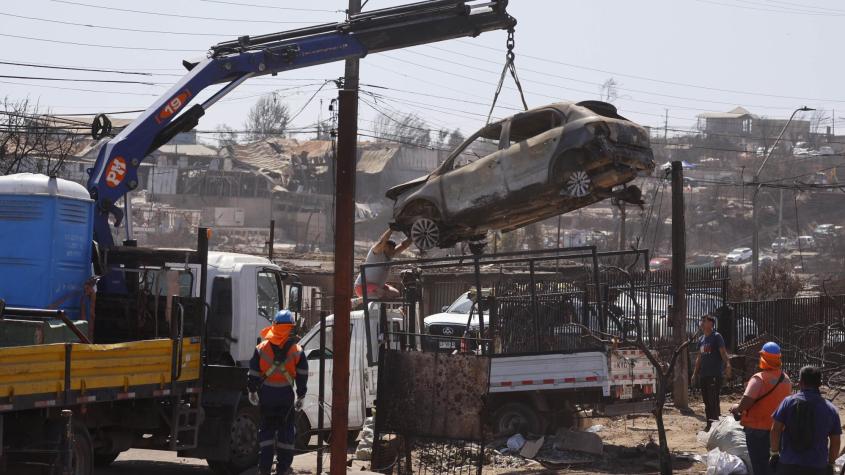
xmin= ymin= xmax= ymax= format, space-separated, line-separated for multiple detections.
xmin=0 ymin=59 xmax=152 ymax=76
xmin=0 ymin=33 xmax=199 ymax=53
xmin=196 ymin=0 xmax=339 ymax=13
xmin=0 ymin=12 xmax=229 ymax=38
xmin=453 ymin=39 xmax=845 ymax=104
xmin=0 ymin=79 xmax=159 ymax=96
xmin=692 ymin=0 xmax=843 ymax=16
xmin=0 ymin=75 xmax=157 ymax=86
xmin=51 ymin=0 xmax=330 ymax=24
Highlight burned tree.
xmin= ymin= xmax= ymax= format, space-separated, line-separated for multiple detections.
xmin=373 ymin=111 xmax=431 ymax=147
xmin=244 ymin=95 xmax=290 ymax=141
xmin=0 ymin=97 xmax=80 ymax=176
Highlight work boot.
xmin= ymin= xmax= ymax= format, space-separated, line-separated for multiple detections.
xmin=275 ymin=468 xmax=293 ymax=475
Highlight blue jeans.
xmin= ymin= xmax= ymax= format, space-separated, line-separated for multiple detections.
xmin=744 ymin=427 xmax=771 ymax=475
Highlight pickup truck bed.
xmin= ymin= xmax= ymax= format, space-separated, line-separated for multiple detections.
xmin=489 ymin=349 xmax=656 ymax=398
xmin=0 ymin=338 xmax=201 ymax=413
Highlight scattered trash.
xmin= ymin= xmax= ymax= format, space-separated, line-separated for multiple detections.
xmin=354 ymin=416 xmax=374 ymax=461
xmin=585 ymin=424 xmax=604 ymax=433
xmin=519 ymin=436 xmax=544 ymax=459
xmin=553 ymin=428 xmax=603 ymax=455
xmin=703 ymin=447 xmax=748 ymax=475
xmin=506 ymin=433 xmax=526 ymax=452
xmin=703 ymin=416 xmax=751 ymax=472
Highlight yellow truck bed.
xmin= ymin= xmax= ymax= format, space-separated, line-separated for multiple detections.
xmin=0 ymin=337 xmax=201 ymax=412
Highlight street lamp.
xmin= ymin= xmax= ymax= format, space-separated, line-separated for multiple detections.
xmin=751 ymin=106 xmax=815 ymax=294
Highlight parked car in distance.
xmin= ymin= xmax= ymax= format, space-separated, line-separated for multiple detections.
xmin=687 ymin=254 xmax=723 ymax=267
xmin=726 ymin=247 xmax=752 ymax=264
xmin=797 ymin=235 xmax=816 ymax=250
xmin=813 ymin=224 xmax=836 ymax=238
xmin=649 ymin=256 xmax=672 ymax=271
xmin=811 ymin=146 xmax=835 ymax=156
xmin=423 ymin=291 xmax=489 ymax=352
xmin=771 ymin=236 xmax=792 ymax=253
xmin=387 ymin=101 xmax=655 ymax=252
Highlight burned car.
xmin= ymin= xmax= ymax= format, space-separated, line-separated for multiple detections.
xmin=387 ymin=101 xmax=655 ymax=252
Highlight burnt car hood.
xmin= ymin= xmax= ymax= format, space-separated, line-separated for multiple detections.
xmin=386 ymin=175 xmax=429 ymax=200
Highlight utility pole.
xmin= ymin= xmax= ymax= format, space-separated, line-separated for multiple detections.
xmin=670 ymin=161 xmax=689 ymax=409
xmin=618 ymin=202 xmax=626 ymax=251
xmin=664 ymin=109 xmax=669 ymax=143
xmin=330 ymin=0 xmax=361 ymax=473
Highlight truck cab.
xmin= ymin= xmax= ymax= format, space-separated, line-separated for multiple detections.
xmin=203 ymin=251 xmax=300 ymax=367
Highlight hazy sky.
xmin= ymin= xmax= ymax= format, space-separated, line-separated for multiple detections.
xmin=2 ymin=0 xmax=843 ymax=143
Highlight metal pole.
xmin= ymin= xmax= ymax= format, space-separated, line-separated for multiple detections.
xmin=473 ymin=257 xmax=485 ymax=355
xmin=752 ymin=106 xmax=813 ymax=292
xmin=528 ymin=260 xmax=540 ymax=352
xmin=268 ymin=219 xmax=275 ymax=260
xmin=670 ymin=161 xmax=689 ymax=409
xmin=330 ymin=0 xmax=361 ymax=461
xmin=777 ymin=188 xmax=784 ymax=240
xmin=317 ymin=310 xmax=327 ymax=475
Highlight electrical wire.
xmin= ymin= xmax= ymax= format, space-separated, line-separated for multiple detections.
xmin=0 ymin=59 xmax=152 ymax=76
xmin=51 ymin=0 xmax=331 ymax=24
xmin=453 ymin=39 xmax=845 ymax=104
xmin=0 ymin=33 xmax=200 ymax=53
xmin=197 ymin=0 xmax=339 ymax=13
xmin=0 ymin=79 xmax=159 ymax=96
xmin=0 ymin=75 xmax=157 ymax=86
xmin=0 ymin=12 xmax=231 ymax=38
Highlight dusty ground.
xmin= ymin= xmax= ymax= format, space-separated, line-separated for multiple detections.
xmin=93 ymin=391 xmax=845 ymax=474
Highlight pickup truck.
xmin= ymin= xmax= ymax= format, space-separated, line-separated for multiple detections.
xmin=301 ymin=302 xmax=657 ymax=438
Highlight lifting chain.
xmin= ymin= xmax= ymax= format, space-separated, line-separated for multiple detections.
xmin=486 ymin=28 xmax=529 ymax=125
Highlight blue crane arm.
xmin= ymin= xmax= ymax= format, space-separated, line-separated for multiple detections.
xmin=87 ymin=0 xmax=515 ymax=255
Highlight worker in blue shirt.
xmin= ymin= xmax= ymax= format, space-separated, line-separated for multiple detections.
xmin=248 ymin=310 xmax=309 ymax=475
xmin=769 ymin=366 xmax=841 ymax=475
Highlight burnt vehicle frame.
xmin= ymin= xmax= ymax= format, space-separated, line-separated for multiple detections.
xmin=387 ymin=101 xmax=655 ymax=252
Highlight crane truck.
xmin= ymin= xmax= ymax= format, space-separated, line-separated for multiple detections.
xmin=0 ymin=2 xmax=516 ymax=474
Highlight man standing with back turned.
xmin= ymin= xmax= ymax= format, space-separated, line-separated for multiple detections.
xmin=692 ymin=314 xmax=732 ymax=432
xmin=769 ymin=366 xmax=841 ymax=475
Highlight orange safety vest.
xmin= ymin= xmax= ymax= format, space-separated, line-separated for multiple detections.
xmin=741 ymin=370 xmax=791 ymax=430
xmin=256 ymin=339 xmax=302 ymax=388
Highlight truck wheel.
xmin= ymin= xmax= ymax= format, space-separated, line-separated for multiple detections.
xmin=491 ymin=402 xmax=542 ymax=436
xmin=208 ymin=405 xmax=259 ymax=475
xmin=51 ymin=422 xmax=93 ymax=475
xmin=92 ymin=451 xmax=120 ymax=467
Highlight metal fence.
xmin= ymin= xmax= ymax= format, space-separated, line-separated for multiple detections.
xmin=733 ymin=295 xmax=845 ymax=377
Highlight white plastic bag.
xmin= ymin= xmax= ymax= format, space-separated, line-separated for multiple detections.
xmin=704 ymin=448 xmax=748 ymax=475
xmin=506 ymin=433 xmax=526 ymax=452
xmin=705 ymin=416 xmax=752 ymax=472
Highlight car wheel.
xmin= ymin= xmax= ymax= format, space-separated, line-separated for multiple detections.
xmin=468 ymin=236 xmax=487 ymax=255
xmin=551 ymin=151 xmax=592 ymax=198
xmin=409 ymin=216 xmax=441 ymax=251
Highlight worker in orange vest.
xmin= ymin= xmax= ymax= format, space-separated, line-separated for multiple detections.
xmin=730 ymin=342 xmax=791 ymax=475
xmin=248 ymin=310 xmax=308 ymax=475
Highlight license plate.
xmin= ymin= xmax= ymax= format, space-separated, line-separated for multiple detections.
xmin=439 ymin=341 xmax=456 ymax=349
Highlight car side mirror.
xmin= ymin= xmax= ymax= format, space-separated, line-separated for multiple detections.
xmin=288 ymin=283 xmax=303 ymax=314
xmin=441 ymin=305 xmax=449 ymax=312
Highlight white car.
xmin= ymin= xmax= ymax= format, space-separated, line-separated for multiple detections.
xmin=726 ymin=247 xmax=752 ymax=264
xmin=797 ymin=235 xmax=816 ymax=249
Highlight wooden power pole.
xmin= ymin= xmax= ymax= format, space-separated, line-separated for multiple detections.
xmin=670 ymin=161 xmax=689 ymax=409
xmin=330 ymin=0 xmax=361 ymax=473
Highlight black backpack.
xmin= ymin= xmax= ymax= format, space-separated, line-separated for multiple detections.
xmin=787 ymin=398 xmax=816 ymax=452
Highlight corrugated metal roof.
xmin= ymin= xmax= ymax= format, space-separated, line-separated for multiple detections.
xmin=357 ymin=146 xmax=400 ymax=174
xmin=157 ymin=144 xmax=218 ymax=156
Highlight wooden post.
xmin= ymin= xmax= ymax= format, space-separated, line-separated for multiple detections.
xmin=670 ymin=161 xmax=689 ymax=409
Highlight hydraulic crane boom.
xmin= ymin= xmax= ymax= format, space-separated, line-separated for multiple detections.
xmin=87 ymin=0 xmax=514 ymax=256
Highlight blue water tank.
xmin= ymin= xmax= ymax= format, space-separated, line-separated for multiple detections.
xmin=0 ymin=174 xmax=94 ymax=319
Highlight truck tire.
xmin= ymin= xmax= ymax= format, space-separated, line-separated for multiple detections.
xmin=491 ymin=402 xmax=542 ymax=436
xmin=51 ymin=422 xmax=93 ymax=475
xmin=208 ymin=405 xmax=260 ymax=475
xmin=92 ymin=451 xmax=120 ymax=467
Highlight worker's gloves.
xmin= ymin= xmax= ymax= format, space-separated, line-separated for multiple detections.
xmin=295 ymin=397 xmax=305 ymax=412
xmin=826 ymin=463 xmax=835 ymax=475
xmin=768 ymin=453 xmax=779 ymax=473
xmin=248 ymin=391 xmax=259 ymax=407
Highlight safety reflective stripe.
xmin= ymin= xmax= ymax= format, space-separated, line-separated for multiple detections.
xmin=259 ymin=439 xmax=275 ymax=448
xmin=263 ymin=380 xmax=291 ymax=388
xmin=276 ymin=442 xmax=295 ymax=450
xmin=248 ymin=369 xmax=262 ymax=377
xmin=296 ymin=368 xmax=308 ymax=376
xmin=258 ymin=346 xmax=295 ymax=385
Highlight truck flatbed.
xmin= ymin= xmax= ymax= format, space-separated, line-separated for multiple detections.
xmin=0 ymin=337 xmax=201 ymax=413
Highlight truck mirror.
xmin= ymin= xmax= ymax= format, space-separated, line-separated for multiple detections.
xmin=288 ymin=283 xmax=303 ymax=314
